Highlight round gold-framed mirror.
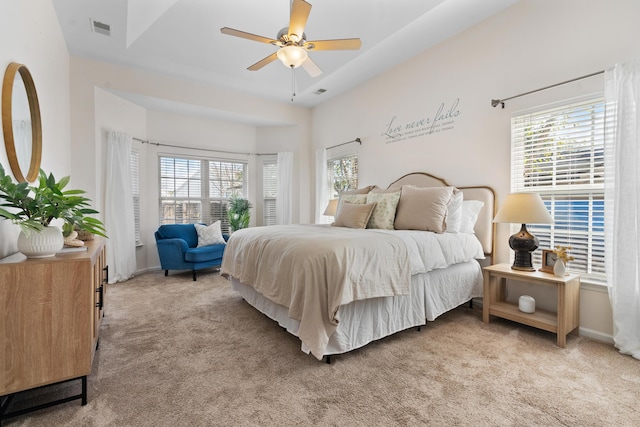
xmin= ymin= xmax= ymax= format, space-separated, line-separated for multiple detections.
xmin=2 ymin=62 xmax=42 ymax=183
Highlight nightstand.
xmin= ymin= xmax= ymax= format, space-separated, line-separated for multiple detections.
xmin=483 ymin=263 xmax=580 ymax=347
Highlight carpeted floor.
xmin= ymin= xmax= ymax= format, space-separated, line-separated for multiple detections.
xmin=4 ymin=269 xmax=639 ymax=426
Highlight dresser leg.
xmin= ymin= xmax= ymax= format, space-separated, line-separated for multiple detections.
xmin=0 ymin=376 xmax=88 ymax=423
xmin=81 ymin=376 xmax=87 ymax=405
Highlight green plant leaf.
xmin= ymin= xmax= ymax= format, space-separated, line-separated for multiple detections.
xmin=0 ymin=167 xmax=107 ymax=238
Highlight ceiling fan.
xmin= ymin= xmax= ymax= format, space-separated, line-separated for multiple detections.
xmin=220 ymin=0 xmax=361 ymax=78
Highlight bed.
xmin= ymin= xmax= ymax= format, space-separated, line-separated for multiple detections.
xmin=221 ymin=172 xmax=495 ymax=361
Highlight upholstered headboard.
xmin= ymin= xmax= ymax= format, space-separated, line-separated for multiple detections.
xmin=387 ymin=172 xmax=496 ymax=258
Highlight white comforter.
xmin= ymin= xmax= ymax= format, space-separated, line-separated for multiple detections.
xmin=221 ymin=224 xmax=484 ymax=359
xmin=372 ymin=229 xmax=485 ymax=275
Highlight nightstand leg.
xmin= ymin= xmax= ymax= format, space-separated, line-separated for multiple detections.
xmin=483 ymin=272 xmax=490 ymax=323
xmin=557 ymin=282 xmax=566 ymax=348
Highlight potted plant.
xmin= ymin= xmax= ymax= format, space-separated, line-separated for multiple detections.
xmin=0 ymin=164 xmax=106 ymax=257
xmin=227 ymin=194 xmax=252 ymax=232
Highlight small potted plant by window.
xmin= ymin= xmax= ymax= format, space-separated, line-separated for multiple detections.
xmin=227 ymin=194 xmax=252 ymax=232
xmin=0 ymin=164 xmax=106 ymax=257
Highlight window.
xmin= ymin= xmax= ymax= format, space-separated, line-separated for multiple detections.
xmin=511 ymin=96 xmax=605 ymax=281
xmin=328 ymin=154 xmax=358 ymax=198
xmin=263 ymin=161 xmax=277 ymax=226
xmin=130 ymin=149 xmax=140 ymax=245
xmin=159 ymin=156 xmax=247 ymax=233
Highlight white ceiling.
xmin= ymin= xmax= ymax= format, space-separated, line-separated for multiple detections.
xmin=52 ymin=0 xmax=518 ymax=119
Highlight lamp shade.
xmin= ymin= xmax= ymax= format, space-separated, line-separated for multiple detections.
xmin=277 ymin=45 xmax=308 ymax=68
xmin=493 ymin=193 xmax=553 ymax=224
xmin=323 ymin=199 xmax=338 ymax=216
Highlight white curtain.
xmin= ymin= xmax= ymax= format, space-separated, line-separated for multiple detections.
xmin=315 ymin=148 xmax=329 ymax=224
xmin=13 ymin=120 xmax=31 ymax=170
xmin=105 ymin=130 xmax=137 ymax=283
xmin=604 ymin=59 xmax=640 ymax=359
xmin=276 ymin=151 xmax=293 ymax=225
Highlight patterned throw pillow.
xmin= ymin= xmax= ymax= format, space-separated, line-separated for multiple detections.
xmin=194 ymin=221 xmax=226 ymax=247
xmin=365 ymin=190 xmax=401 ymax=229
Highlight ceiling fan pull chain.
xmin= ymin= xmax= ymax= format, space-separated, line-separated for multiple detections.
xmin=291 ymin=66 xmax=296 ymax=101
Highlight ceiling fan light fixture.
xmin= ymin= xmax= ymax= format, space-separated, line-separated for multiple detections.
xmin=277 ymin=45 xmax=308 ymax=68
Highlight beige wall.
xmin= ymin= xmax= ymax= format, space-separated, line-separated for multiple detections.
xmin=311 ymin=0 xmax=640 ymax=341
xmin=68 ymin=56 xmax=312 ymax=272
xmin=0 ymin=0 xmax=70 ymax=259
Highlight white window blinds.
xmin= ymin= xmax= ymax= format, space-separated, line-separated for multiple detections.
xmin=159 ymin=156 xmax=247 ymax=233
xmin=263 ymin=161 xmax=277 ymax=226
xmin=511 ymin=96 xmax=606 ymax=281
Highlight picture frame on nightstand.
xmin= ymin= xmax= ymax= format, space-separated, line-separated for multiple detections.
xmin=540 ymin=249 xmax=557 ymax=273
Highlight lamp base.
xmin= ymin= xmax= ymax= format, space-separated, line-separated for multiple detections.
xmin=511 ymin=264 xmax=536 ymax=272
xmin=509 ymin=224 xmax=538 ymax=271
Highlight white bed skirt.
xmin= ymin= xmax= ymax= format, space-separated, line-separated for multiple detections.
xmin=229 ymin=260 xmax=483 ymax=357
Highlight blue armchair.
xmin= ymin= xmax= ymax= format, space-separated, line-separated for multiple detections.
xmin=154 ymin=224 xmax=228 ymax=281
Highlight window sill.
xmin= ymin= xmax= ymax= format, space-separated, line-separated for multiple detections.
xmin=580 ymin=277 xmax=609 ymax=293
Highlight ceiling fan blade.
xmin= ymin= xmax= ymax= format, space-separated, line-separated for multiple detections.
xmin=305 ymin=38 xmax=362 ymax=51
xmin=247 ymin=52 xmax=279 ymax=71
xmin=302 ymin=57 xmax=322 ymax=77
xmin=288 ymin=0 xmax=312 ymax=42
xmin=220 ymin=27 xmax=276 ymax=45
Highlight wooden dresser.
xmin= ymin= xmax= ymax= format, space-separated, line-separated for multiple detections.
xmin=0 ymin=238 xmax=107 ymax=418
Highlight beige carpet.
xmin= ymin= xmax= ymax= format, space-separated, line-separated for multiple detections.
xmin=5 ymin=269 xmax=640 ymax=426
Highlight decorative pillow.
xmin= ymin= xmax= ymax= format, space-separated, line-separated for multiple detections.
xmin=333 ymin=202 xmax=377 ymax=229
xmin=445 ymin=189 xmax=463 ymax=233
xmin=194 ymin=221 xmax=226 ymax=247
xmin=394 ymin=186 xmax=456 ymax=233
xmin=459 ymin=200 xmax=484 ymax=234
xmin=366 ymin=190 xmax=401 ymax=230
xmin=336 ymin=193 xmax=367 ymax=216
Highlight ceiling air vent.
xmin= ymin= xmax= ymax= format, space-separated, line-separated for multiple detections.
xmin=91 ymin=19 xmax=111 ymax=36
xmin=314 ymin=89 xmax=327 ymax=95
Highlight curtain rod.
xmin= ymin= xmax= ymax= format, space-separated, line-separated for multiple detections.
xmin=491 ymin=70 xmax=604 ymax=109
xmin=132 ymin=136 xmax=362 ymax=156
xmin=327 ymin=137 xmax=362 ymax=150
xmin=134 ymin=137 xmax=258 ymax=156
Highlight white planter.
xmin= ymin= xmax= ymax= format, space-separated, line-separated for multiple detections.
xmin=553 ymin=258 xmax=567 ymax=277
xmin=17 ymin=226 xmax=64 ymax=258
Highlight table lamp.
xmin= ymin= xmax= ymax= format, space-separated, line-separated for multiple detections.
xmin=323 ymin=199 xmax=338 ymax=217
xmin=493 ymin=193 xmax=553 ymax=271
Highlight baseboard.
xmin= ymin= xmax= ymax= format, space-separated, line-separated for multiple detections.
xmin=135 ymin=266 xmax=162 ymax=275
xmin=579 ymin=327 xmax=614 ymax=344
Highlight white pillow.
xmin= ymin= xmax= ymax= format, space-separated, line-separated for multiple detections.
xmin=459 ymin=200 xmax=484 ymax=234
xmin=445 ymin=189 xmax=463 ymax=233
xmin=194 ymin=221 xmax=226 ymax=247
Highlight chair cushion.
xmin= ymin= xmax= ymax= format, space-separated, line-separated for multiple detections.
xmin=185 ymin=244 xmax=225 ymax=263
